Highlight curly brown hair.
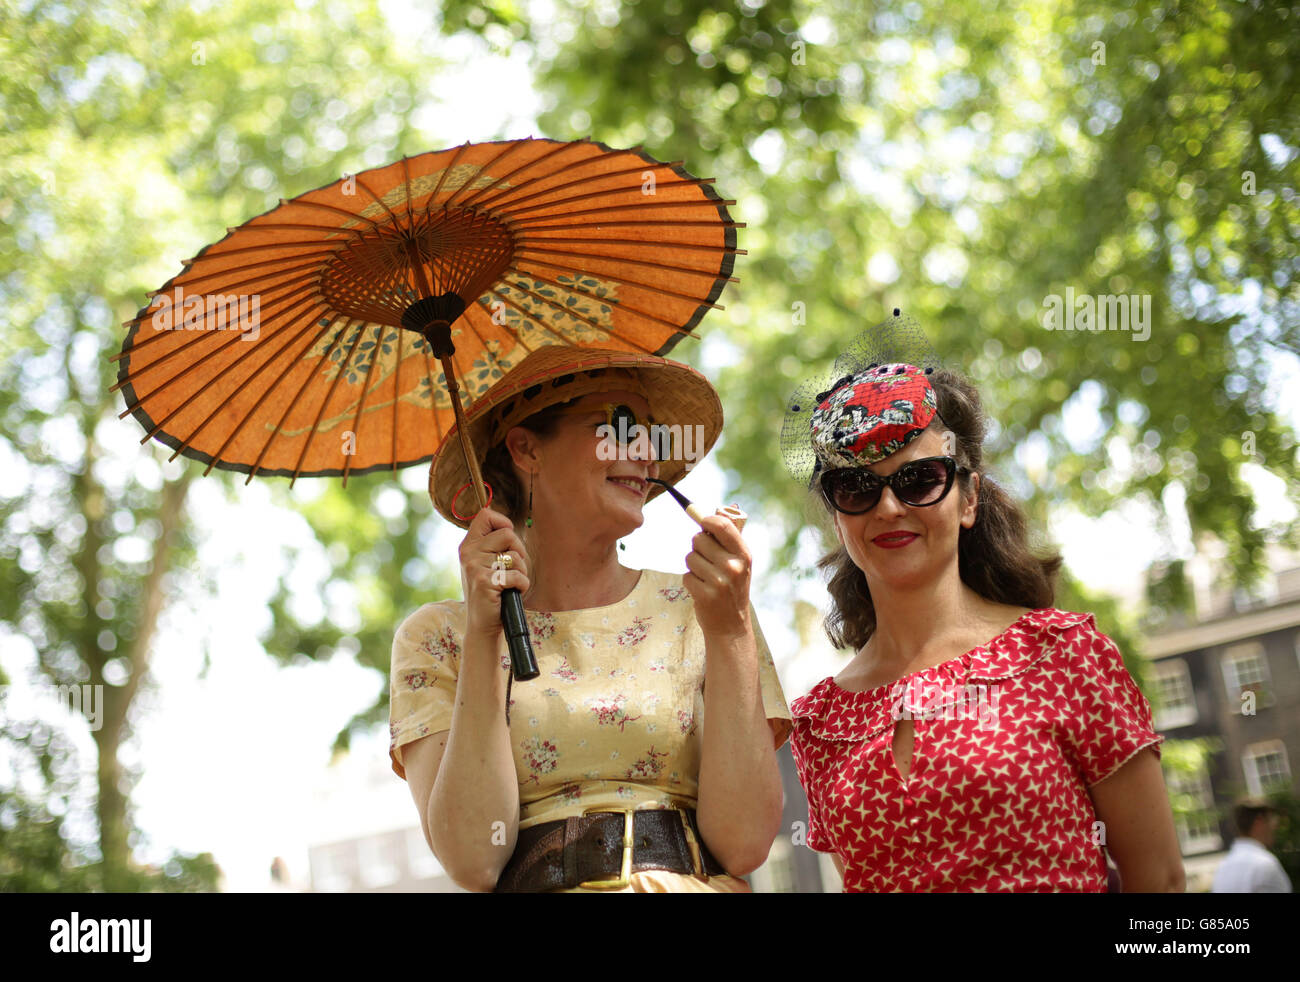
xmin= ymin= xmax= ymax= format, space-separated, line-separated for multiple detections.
xmin=816 ymin=368 xmax=1062 ymax=651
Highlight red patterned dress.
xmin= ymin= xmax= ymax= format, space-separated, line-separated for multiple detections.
xmin=789 ymin=608 xmax=1162 ymax=892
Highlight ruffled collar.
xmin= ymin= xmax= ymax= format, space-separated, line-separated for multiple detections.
xmin=790 ymin=608 xmax=1094 ymax=741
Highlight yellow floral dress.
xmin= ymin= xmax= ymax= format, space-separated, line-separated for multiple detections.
xmin=389 ymin=568 xmax=792 ymax=892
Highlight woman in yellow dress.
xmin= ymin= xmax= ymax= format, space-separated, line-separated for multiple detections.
xmin=388 ymin=346 xmax=791 ymax=892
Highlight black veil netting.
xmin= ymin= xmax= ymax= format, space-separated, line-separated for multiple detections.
xmin=779 ymin=309 xmax=942 ymax=488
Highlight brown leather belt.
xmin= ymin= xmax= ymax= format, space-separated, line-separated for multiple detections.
xmin=494 ymin=809 xmax=726 ymax=893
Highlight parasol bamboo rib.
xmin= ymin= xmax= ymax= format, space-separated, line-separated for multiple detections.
xmin=274 ymin=196 xmax=391 ymax=229
xmin=283 ymin=317 xmax=372 ymax=483
xmin=494 ymin=182 xmax=732 ymax=221
xmin=124 ymin=284 xmax=332 ymax=429
xmin=148 ymin=301 xmax=341 ymax=463
xmin=209 ymin=308 xmax=354 ymax=477
xmin=140 ymin=262 xmax=324 ymax=317
xmin=114 ymin=241 xmax=344 ymax=335
xmin=158 ymin=254 xmax=336 ymax=294
xmin=505 ymin=201 xmax=741 ymax=225
xmin=516 ymin=255 xmax=725 ymax=308
xmin=486 ymin=277 xmax=645 ymax=347
xmin=116 ymin=291 xmax=324 ymax=419
xmin=353 ymin=174 xmax=407 ymax=228
xmin=453 ymin=142 xmax=630 ymax=211
xmin=115 ymin=279 xmax=325 ymax=393
xmin=175 ymin=237 xmax=346 ymax=267
xmin=479 ymin=291 xmax=580 ymax=350
xmin=465 ymin=147 xmax=685 ymax=213
xmin=500 ymin=261 xmax=716 ymax=316
xmin=472 ymin=163 xmax=722 ymax=217
xmin=156 ymin=299 xmax=341 ymax=454
xmin=144 ymin=252 xmax=332 ymax=294
xmin=243 ymin=310 xmax=354 ymax=481
xmin=327 ymin=320 xmax=393 ymax=482
xmin=514 ymin=236 xmax=742 ymax=254
xmin=493 ymin=268 xmax=696 ymax=339
xmin=514 ymin=244 xmax=739 ymax=281
xmin=501 ymin=187 xmax=735 ymax=221
xmin=237 ymin=222 xmax=382 ymax=235
xmin=453 ymin=139 xmax=580 ymax=210
xmin=388 ymin=326 xmax=403 ymax=478
xmin=421 ymin=143 xmax=468 ymax=212
xmin=512 ymin=220 xmax=744 ymax=235
xmin=478 ymin=169 xmax=709 ymax=217
xmin=436 ymin=139 xmax=522 ymax=213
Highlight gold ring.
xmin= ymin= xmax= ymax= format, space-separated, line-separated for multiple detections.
xmin=494 ymin=552 xmax=513 ymax=571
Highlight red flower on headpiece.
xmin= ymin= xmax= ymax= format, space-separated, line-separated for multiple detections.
xmin=810 ymin=365 xmax=937 ymax=468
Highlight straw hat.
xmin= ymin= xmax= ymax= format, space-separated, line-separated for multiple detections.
xmin=430 ymin=346 xmax=724 ymax=527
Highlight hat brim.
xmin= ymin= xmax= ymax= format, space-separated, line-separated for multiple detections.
xmin=430 ymin=346 xmax=723 ymax=528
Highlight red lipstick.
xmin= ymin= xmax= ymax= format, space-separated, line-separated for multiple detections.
xmin=873 ymin=532 xmax=918 ymax=548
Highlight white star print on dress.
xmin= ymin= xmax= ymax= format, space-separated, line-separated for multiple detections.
xmin=789 ymin=609 xmax=1162 ymax=892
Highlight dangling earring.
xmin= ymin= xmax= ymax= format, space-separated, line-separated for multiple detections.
xmin=619 ymin=540 xmax=626 ymax=551
xmin=526 ymin=470 xmax=534 ymax=528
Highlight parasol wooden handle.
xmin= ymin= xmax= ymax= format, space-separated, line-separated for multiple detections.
xmin=426 ymin=346 xmax=537 ymax=683
xmin=440 ymin=356 xmax=536 ymax=682
xmin=439 ymin=354 xmax=489 ymax=511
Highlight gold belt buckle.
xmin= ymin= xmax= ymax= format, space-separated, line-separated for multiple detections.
xmin=577 ymin=810 xmax=634 ymax=890
xmin=678 ymin=808 xmax=707 ymax=880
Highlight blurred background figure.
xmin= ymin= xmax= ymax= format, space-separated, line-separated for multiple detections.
xmin=1211 ymin=798 xmax=1292 ymax=893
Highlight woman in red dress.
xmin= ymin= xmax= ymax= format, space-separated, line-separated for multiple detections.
xmin=784 ymin=326 xmax=1185 ymax=892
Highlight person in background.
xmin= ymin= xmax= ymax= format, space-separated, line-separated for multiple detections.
xmin=1212 ymin=797 xmax=1293 ymax=893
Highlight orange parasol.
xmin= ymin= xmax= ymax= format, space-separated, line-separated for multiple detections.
xmin=114 ymin=137 xmax=743 ymax=679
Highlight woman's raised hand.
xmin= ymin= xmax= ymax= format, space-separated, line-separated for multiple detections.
xmin=459 ymin=507 xmax=531 ymax=644
xmin=682 ymin=510 xmax=752 ymax=640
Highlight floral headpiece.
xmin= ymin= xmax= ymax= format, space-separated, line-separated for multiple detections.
xmin=781 ymin=310 xmax=944 ymax=483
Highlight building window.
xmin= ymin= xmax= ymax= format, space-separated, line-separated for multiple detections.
xmin=1150 ymin=658 xmax=1197 ymax=730
xmin=1220 ymin=642 xmax=1274 ymax=712
xmin=1243 ymin=741 xmax=1291 ymax=796
xmin=1164 ymin=760 xmax=1221 ymax=855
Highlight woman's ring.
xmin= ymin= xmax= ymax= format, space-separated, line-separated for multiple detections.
xmin=493 ymin=552 xmax=513 ymax=571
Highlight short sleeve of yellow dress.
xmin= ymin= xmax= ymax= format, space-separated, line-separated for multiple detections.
xmin=389 ymin=568 xmax=792 ymax=893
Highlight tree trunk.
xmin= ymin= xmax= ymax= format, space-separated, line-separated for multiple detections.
xmin=93 ymin=468 xmax=193 ymax=889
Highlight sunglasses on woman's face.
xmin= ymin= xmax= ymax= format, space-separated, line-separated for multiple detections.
xmin=820 ymin=456 xmax=969 ymax=515
xmin=552 ymin=403 xmax=656 ymax=445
